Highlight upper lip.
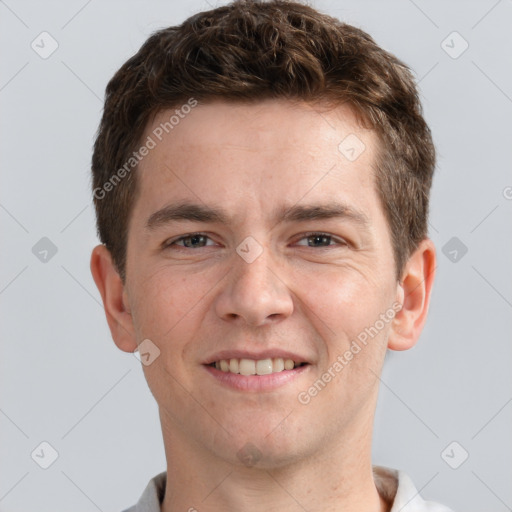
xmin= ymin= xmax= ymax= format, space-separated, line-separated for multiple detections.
xmin=203 ymin=349 xmax=311 ymax=365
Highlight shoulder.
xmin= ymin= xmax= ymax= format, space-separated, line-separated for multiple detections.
xmin=121 ymin=471 xmax=167 ymax=512
xmin=373 ymin=465 xmax=455 ymax=512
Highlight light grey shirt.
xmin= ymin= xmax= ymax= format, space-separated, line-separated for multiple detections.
xmin=122 ymin=466 xmax=454 ymax=511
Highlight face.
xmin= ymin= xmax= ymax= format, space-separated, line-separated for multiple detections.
xmin=120 ymin=99 xmax=404 ymax=466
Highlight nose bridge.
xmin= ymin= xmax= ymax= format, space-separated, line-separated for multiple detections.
xmin=215 ymin=241 xmax=294 ymax=326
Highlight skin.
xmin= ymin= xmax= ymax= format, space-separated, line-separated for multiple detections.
xmin=91 ymin=99 xmax=436 ymax=512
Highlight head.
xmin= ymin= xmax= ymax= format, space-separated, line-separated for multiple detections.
xmin=91 ymin=0 xmax=436 ymax=468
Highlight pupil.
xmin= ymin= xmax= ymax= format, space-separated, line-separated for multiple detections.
xmin=310 ymin=235 xmax=329 ymax=246
xmin=185 ymin=235 xmax=204 ymax=247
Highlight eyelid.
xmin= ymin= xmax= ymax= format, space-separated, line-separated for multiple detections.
xmin=293 ymin=231 xmax=349 ymax=247
xmin=163 ymin=232 xmax=218 ymax=249
xmin=163 ymin=231 xmax=349 ymax=250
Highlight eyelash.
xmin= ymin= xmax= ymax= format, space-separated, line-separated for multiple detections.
xmin=295 ymin=232 xmax=348 ymax=248
xmin=164 ymin=232 xmax=348 ymax=250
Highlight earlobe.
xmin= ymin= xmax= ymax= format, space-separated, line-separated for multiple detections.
xmin=387 ymin=238 xmax=436 ymax=351
xmin=90 ymin=244 xmax=138 ymax=353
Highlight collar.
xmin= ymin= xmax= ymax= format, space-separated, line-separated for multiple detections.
xmin=124 ymin=466 xmax=453 ymax=512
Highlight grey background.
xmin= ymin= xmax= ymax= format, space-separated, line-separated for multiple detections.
xmin=1 ymin=0 xmax=511 ymax=511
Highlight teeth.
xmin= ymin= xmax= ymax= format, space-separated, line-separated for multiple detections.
xmin=212 ymin=357 xmax=302 ymax=375
xmin=256 ymin=358 xmax=273 ymax=375
xmin=273 ymin=358 xmax=285 ymax=372
xmin=229 ymin=358 xmax=239 ymax=374
xmin=239 ymin=359 xmax=256 ymax=375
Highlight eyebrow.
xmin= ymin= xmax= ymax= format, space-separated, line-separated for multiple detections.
xmin=145 ymin=201 xmax=370 ymax=231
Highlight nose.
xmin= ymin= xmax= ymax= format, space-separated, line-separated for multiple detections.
xmin=214 ymin=245 xmax=294 ymax=327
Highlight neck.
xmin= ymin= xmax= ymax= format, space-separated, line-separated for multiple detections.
xmin=160 ymin=410 xmax=388 ymax=512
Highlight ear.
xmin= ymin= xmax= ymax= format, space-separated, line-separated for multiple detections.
xmin=387 ymin=238 xmax=436 ymax=351
xmin=90 ymin=244 xmax=138 ymax=353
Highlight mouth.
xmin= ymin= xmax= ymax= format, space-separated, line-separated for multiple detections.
xmin=203 ymin=350 xmax=312 ymax=391
xmin=207 ymin=357 xmax=309 ymax=376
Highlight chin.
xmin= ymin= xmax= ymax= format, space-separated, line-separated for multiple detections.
xmin=214 ymin=424 xmax=308 ymax=470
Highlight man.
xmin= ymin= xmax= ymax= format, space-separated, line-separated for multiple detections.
xmin=90 ymin=1 xmax=453 ymax=510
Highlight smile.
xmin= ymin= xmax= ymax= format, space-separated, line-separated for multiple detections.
xmin=209 ymin=358 xmax=307 ymax=375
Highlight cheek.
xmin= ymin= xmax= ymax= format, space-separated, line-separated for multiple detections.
xmin=295 ymin=264 xmax=392 ymax=340
xmin=130 ymin=270 xmax=212 ymax=396
xmin=130 ymin=268 xmax=206 ymax=341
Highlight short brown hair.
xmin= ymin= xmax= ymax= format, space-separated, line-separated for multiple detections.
xmin=92 ymin=0 xmax=435 ymax=282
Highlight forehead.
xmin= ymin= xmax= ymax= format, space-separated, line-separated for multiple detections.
xmin=145 ymin=99 xmax=374 ymax=156
xmin=133 ymin=99 xmax=381 ymax=226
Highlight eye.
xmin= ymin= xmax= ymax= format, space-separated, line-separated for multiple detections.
xmin=294 ymin=232 xmax=347 ymax=248
xmin=165 ymin=233 xmax=216 ymax=249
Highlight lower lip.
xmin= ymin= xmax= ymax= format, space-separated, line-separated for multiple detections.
xmin=203 ymin=364 xmax=310 ymax=392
